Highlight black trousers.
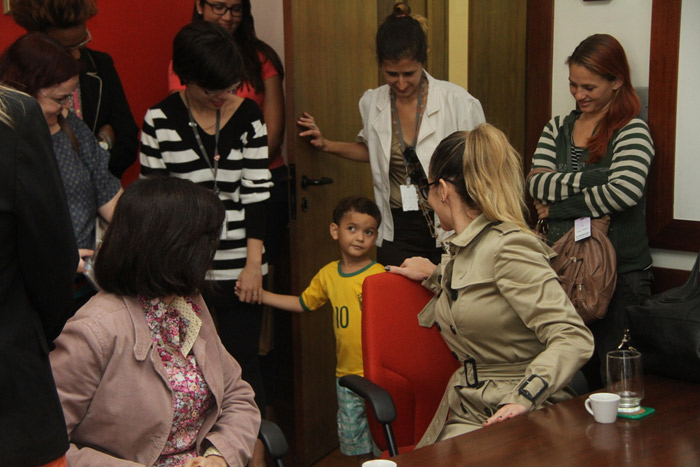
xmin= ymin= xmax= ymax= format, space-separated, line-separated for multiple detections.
xmin=203 ymin=280 xmax=266 ymax=416
xmin=378 ymin=208 xmax=443 ymax=267
xmin=581 ymin=268 xmax=654 ymax=390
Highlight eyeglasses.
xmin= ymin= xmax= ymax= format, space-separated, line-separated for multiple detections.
xmin=417 ymin=178 xmax=460 ymax=200
xmin=67 ymin=29 xmax=92 ymax=50
xmin=203 ymin=1 xmax=244 ymax=16
xmin=202 ymin=82 xmax=240 ymax=96
xmin=39 ymin=91 xmax=71 ymax=106
xmin=418 ymin=180 xmax=439 ymax=200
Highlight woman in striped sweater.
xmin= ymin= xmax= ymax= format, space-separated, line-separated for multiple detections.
xmin=140 ymin=21 xmax=272 ymax=415
xmin=528 ymin=34 xmax=654 ymax=390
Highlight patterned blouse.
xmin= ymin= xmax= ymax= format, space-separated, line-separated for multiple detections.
xmin=140 ymin=296 xmax=213 ymax=466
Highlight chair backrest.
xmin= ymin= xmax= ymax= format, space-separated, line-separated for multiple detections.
xmin=361 ymin=273 xmax=459 ymax=451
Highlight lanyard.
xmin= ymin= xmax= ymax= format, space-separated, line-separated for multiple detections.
xmin=185 ymin=91 xmax=221 ymax=195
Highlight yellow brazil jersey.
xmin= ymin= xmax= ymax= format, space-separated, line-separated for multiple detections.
xmin=299 ymin=260 xmax=385 ymax=377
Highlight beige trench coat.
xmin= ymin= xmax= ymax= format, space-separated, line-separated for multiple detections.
xmin=416 ymin=215 xmax=594 ymax=448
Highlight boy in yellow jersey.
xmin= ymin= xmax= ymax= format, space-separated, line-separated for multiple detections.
xmin=239 ymin=196 xmax=384 ymax=463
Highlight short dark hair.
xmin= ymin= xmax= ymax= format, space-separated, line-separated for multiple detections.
xmin=172 ymin=21 xmax=244 ymax=91
xmin=94 ymin=177 xmax=225 ymax=299
xmin=11 ymin=0 xmax=97 ymax=31
xmin=332 ymin=196 xmax=381 ymax=227
xmin=376 ymin=2 xmax=427 ymax=65
xmin=0 ymin=32 xmax=82 ymax=96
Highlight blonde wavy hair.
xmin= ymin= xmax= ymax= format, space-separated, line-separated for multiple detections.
xmin=430 ymin=124 xmax=533 ymax=234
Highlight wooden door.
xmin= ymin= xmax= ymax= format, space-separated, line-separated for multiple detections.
xmin=281 ymin=2 xmax=450 ymax=464
xmin=282 ymin=1 xmax=378 ymax=464
xmin=468 ymin=0 xmax=528 ymax=158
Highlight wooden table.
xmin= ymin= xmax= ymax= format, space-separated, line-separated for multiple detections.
xmin=391 ymin=375 xmax=700 ymax=466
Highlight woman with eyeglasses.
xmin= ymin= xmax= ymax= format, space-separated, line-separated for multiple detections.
xmin=169 ymin=0 xmax=288 ymax=279
xmin=11 ymin=0 xmax=140 ymax=179
xmin=388 ymin=125 xmax=593 ymax=446
xmin=297 ymin=2 xmax=485 ymax=266
xmin=0 ymin=32 xmax=123 ymax=310
xmin=140 ymin=23 xmax=271 ymax=457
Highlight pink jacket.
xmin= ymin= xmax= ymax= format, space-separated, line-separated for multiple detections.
xmin=50 ymin=292 xmax=261 ymax=466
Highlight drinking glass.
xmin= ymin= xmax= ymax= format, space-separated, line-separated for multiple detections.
xmin=606 ymin=350 xmax=644 ymax=413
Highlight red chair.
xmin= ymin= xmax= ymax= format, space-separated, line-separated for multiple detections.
xmin=340 ymin=272 xmax=459 ymax=456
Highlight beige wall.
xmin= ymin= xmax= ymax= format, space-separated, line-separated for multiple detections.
xmin=448 ymin=0 xmax=469 ymax=89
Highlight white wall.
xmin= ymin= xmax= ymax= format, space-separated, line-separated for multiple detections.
xmin=250 ymin=0 xmax=286 ymax=163
xmin=552 ymin=0 xmax=696 ymax=271
xmin=674 ymin=0 xmax=700 ymax=223
xmin=551 ymin=0 xmax=652 ymax=117
xmin=251 ymin=0 xmax=285 ymax=68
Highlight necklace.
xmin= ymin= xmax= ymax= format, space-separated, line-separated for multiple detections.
xmin=184 ymin=91 xmax=221 ymax=195
xmin=391 ymin=74 xmax=425 ymax=184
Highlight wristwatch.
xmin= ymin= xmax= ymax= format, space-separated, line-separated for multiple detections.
xmin=97 ymin=131 xmax=112 ymax=151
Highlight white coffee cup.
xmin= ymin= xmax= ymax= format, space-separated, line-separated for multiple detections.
xmin=362 ymin=460 xmax=397 ymax=467
xmin=585 ymin=392 xmax=620 ymax=423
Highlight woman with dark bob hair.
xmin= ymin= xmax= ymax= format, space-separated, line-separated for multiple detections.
xmin=298 ymin=2 xmax=484 ymax=267
xmin=169 ymin=0 xmax=286 ymax=196
xmin=528 ymin=34 xmax=654 ymax=389
xmin=10 ymin=0 xmax=139 ymax=178
xmin=0 ymin=31 xmax=122 ymax=309
xmin=389 ymin=125 xmax=593 ymax=446
xmin=49 ymin=176 xmax=261 ymax=467
xmin=140 ymin=20 xmax=272 ymax=428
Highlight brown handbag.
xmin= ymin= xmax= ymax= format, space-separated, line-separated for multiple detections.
xmin=528 ymin=168 xmax=617 ymax=324
xmin=542 ymin=216 xmax=617 ymax=324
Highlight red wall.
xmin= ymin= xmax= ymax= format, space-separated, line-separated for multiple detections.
xmin=0 ymin=2 xmax=193 ymax=184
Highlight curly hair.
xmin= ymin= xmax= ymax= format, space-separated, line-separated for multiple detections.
xmin=10 ymin=0 xmax=97 ymax=31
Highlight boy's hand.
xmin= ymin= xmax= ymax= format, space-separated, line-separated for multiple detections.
xmin=237 ymin=264 xmax=263 ymax=304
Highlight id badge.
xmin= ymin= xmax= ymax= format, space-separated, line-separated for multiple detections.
xmin=400 ymin=184 xmax=419 ymax=211
xmin=574 ymin=217 xmax=591 ymax=241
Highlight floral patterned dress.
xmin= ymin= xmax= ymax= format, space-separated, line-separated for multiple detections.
xmin=140 ymin=296 xmax=214 ymax=467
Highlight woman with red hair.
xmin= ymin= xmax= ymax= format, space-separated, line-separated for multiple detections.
xmin=528 ymin=34 xmax=654 ymax=389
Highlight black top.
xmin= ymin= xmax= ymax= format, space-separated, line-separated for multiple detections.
xmin=80 ymin=48 xmax=139 ymax=178
xmin=0 ymin=89 xmax=78 ymax=466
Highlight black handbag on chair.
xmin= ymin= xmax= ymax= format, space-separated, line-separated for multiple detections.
xmin=626 ymin=251 xmax=700 ymax=383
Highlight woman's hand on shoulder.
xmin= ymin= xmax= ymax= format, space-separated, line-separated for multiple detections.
xmin=297 ymin=112 xmax=327 ymax=151
xmin=386 ymin=257 xmax=437 ymax=282
xmin=482 ymin=403 xmax=527 ymax=427
xmin=183 ymin=455 xmax=227 ymax=467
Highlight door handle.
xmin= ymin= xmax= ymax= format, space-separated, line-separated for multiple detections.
xmin=301 ymin=175 xmax=334 ymax=190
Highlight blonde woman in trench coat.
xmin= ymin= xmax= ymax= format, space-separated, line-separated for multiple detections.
xmin=388 ymin=125 xmax=594 ymax=447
